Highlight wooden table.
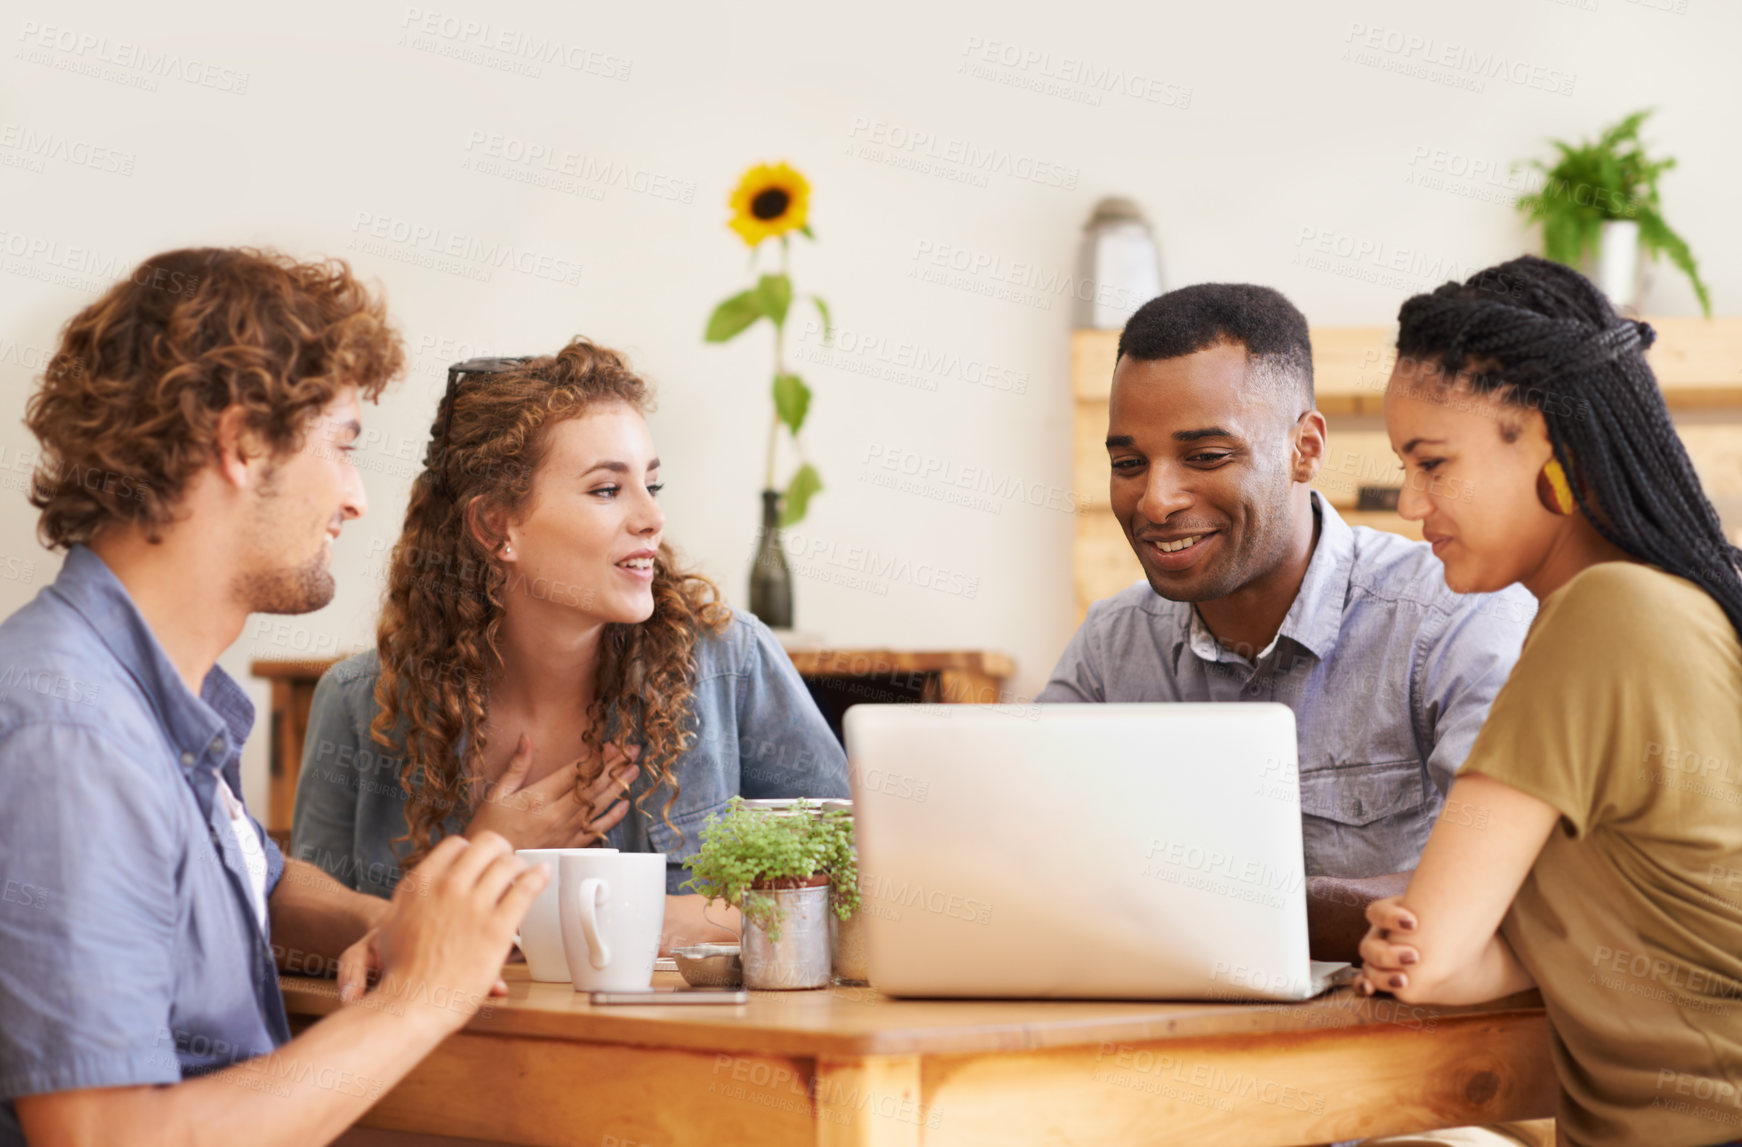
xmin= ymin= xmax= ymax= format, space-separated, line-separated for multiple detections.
xmin=282 ymin=969 xmax=1554 ymax=1147
xmin=254 ymin=650 xmax=1013 ymax=836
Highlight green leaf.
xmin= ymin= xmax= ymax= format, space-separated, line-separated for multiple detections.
xmin=705 ymin=290 xmax=763 ymax=343
xmin=800 ymin=223 xmax=816 ymax=241
xmin=756 ymin=273 xmax=792 ymax=327
xmin=780 ymin=464 xmax=822 ymax=528
xmin=773 ymin=373 xmax=811 ymax=436
xmin=1638 ymin=210 xmax=1714 ymax=317
xmin=811 ymin=296 xmax=833 ymax=343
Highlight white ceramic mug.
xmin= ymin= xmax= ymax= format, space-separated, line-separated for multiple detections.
xmin=559 ymin=851 xmax=667 ymax=993
xmin=515 ymin=848 xmax=618 ymax=983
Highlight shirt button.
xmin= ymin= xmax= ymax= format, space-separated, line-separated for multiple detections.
xmin=179 ymin=751 xmax=196 ymax=766
xmin=210 ymin=736 xmax=225 ymax=754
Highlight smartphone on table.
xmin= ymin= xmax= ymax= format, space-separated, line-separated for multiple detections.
xmin=588 ymin=988 xmax=749 ymax=1005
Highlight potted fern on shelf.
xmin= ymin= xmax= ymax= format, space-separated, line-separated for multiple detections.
xmin=1513 ymin=108 xmax=1710 ymax=315
xmin=681 ymin=799 xmax=859 ymax=990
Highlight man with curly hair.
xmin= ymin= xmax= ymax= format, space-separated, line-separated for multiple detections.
xmin=0 ymin=247 xmax=551 ymax=1146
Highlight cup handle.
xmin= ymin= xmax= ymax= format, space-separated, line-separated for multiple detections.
xmin=576 ymin=877 xmax=611 ymax=969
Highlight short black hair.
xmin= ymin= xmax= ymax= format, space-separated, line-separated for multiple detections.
xmin=1116 ymin=283 xmax=1313 ymax=410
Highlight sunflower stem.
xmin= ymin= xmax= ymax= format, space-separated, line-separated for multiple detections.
xmin=764 ymin=241 xmax=792 ymax=493
xmin=764 ymin=410 xmax=780 ymax=492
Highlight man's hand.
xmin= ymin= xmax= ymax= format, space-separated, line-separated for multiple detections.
xmin=336 ymin=923 xmax=381 ymax=1004
xmin=337 ymin=914 xmax=509 ymax=1004
xmin=463 ymin=734 xmax=639 ymax=850
xmin=366 ymin=831 xmax=548 ymax=1032
xmin=269 ymin=858 xmax=390 ymax=977
xmin=17 ymin=833 xmax=551 ymax=1147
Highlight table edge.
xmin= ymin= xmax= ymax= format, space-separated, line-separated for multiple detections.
xmin=280 ymin=976 xmax=1545 ymax=1058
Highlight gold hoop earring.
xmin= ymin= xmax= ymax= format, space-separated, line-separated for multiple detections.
xmin=1537 ymin=459 xmax=1575 ymax=516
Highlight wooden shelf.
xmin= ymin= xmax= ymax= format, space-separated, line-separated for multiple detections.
xmin=1071 ymin=316 xmax=1742 ymax=413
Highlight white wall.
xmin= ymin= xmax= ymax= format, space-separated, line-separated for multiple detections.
xmin=3 ymin=0 xmax=1737 ymax=812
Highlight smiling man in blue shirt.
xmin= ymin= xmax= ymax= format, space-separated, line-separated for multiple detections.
xmin=1040 ymin=284 xmax=1536 ymax=966
xmin=0 ymin=248 xmax=550 ymax=1147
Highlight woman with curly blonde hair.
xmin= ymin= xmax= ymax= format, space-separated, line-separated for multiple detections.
xmin=290 ymin=337 xmax=847 ymax=944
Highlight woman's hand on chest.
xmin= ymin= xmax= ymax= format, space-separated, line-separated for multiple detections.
xmin=464 ymin=731 xmax=642 ymax=850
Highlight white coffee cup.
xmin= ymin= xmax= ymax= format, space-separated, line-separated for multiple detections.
xmin=559 ymin=851 xmax=667 ymax=993
xmin=515 ymin=848 xmax=618 ymax=983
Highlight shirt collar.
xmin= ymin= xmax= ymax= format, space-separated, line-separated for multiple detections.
xmin=1274 ymin=491 xmax=1356 ymax=661
xmin=50 ymin=545 xmax=254 ymax=789
xmin=1171 ymin=490 xmax=1356 ymax=666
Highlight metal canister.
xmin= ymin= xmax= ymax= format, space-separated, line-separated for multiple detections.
xmin=742 ymin=883 xmax=833 ymax=990
xmin=1074 ymin=196 xmax=1163 ymax=330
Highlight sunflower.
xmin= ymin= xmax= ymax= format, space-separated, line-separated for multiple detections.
xmin=728 ymin=162 xmax=811 ymax=246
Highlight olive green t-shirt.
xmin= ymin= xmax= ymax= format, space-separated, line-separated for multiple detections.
xmin=1459 ymin=562 xmax=1742 ymax=1147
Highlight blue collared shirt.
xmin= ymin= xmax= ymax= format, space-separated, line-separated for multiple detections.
xmin=0 ymin=546 xmax=288 ymax=1142
xmin=1038 ymin=493 xmax=1536 ymax=878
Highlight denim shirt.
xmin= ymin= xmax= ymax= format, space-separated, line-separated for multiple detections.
xmin=291 ymin=608 xmax=849 ymax=896
xmin=0 ymin=547 xmax=288 ymax=1144
xmin=1038 ymin=493 xmax=1535 ymax=878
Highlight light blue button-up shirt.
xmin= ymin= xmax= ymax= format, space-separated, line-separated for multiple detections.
xmin=1039 ymin=493 xmax=1535 ymax=878
xmin=0 ymin=546 xmax=288 ymax=1144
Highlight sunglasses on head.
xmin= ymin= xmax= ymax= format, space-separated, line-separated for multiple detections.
xmin=434 ymin=356 xmax=531 ymax=500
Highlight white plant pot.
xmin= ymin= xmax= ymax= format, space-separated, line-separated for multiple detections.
xmin=1594 ymin=219 xmax=1641 ymax=311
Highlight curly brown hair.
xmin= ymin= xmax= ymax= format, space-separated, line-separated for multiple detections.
xmin=372 ymin=337 xmax=730 ymax=864
xmin=25 ymin=247 xmax=404 ymax=547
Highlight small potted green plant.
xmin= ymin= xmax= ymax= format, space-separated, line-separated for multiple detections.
xmin=1513 ymin=108 xmax=1710 ymax=315
xmin=682 ymin=799 xmax=859 ymax=989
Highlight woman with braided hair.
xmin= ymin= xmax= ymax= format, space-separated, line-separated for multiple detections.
xmin=290 ymin=337 xmax=848 ymax=950
xmin=1355 ymin=256 xmax=1742 ymax=1146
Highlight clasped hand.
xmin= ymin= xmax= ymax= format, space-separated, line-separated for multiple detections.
xmin=1355 ymin=895 xmax=1420 ymax=997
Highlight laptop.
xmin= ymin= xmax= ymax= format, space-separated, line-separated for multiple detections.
xmin=842 ymin=702 xmax=1350 ymax=1001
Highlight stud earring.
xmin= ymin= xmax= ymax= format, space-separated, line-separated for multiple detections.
xmin=1537 ymin=458 xmax=1575 ymax=516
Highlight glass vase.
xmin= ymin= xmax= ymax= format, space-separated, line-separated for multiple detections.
xmin=748 ymin=489 xmax=793 ymax=628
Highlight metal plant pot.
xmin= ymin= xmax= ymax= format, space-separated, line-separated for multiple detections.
xmin=742 ymin=883 xmax=832 ymax=990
